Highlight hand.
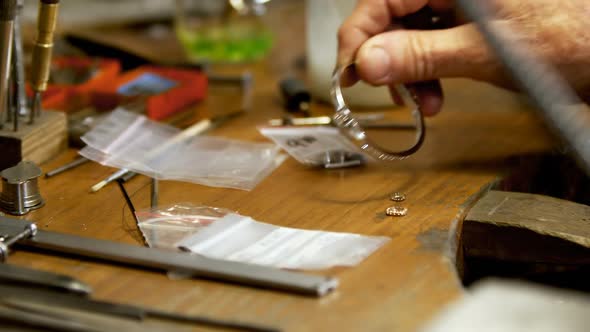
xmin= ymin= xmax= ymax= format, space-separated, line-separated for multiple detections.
xmin=337 ymin=0 xmax=590 ymax=116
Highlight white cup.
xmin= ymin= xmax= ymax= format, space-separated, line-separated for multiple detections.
xmin=306 ymin=0 xmax=393 ymax=108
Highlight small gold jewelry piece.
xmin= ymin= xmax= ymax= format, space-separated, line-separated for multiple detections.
xmin=386 ymin=206 xmax=408 ymax=217
xmin=390 ymin=192 xmax=406 ymax=202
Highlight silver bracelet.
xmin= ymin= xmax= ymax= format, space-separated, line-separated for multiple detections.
xmin=330 ymin=64 xmax=426 ymax=161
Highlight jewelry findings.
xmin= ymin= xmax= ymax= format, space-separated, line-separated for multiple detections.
xmin=386 ymin=206 xmax=408 ymax=217
xmin=390 ymin=192 xmax=406 ymax=202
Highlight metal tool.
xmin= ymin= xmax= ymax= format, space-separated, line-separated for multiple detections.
xmin=0 ymin=263 xmax=91 ymax=295
xmin=0 ymin=161 xmax=44 ymax=215
xmin=0 ymin=0 xmax=16 ymax=130
xmin=120 ymin=170 xmax=137 ymax=183
xmin=0 ymin=217 xmax=339 ymax=297
xmin=45 ymin=156 xmax=89 ymax=178
xmin=150 ymin=178 xmax=158 ymax=209
xmin=30 ymin=0 xmax=60 ymax=124
xmin=10 ymin=0 xmax=25 ymax=131
xmin=0 ymin=284 xmax=279 ymax=332
xmin=0 ymin=303 xmax=102 ymax=332
xmin=0 ymin=223 xmax=36 ymax=261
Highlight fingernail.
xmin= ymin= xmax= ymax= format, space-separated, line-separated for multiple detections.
xmin=357 ymin=46 xmax=392 ymax=84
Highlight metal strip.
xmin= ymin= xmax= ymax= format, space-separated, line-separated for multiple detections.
xmin=0 ymin=217 xmax=338 ymax=296
xmin=0 ymin=284 xmax=280 ymax=332
xmin=0 ymin=263 xmax=92 ymax=295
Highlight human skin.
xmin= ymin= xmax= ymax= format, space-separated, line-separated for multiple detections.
xmin=337 ymin=0 xmax=590 ymax=116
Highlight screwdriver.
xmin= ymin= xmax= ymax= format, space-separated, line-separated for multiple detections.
xmin=29 ymin=0 xmax=60 ymax=124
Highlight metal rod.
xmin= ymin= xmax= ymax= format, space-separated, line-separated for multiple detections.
xmin=29 ymin=90 xmax=40 ymax=124
xmin=0 ymin=263 xmax=92 ymax=295
xmin=45 ymin=157 xmax=89 ymax=178
xmin=150 ymin=178 xmax=158 ymax=209
xmin=0 ymin=284 xmax=280 ymax=332
xmin=0 ymin=305 xmax=102 ymax=332
xmin=0 ymin=0 xmax=16 ymax=130
xmin=0 ymin=217 xmax=338 ymax=297
xmin=119 ymin=171 xmax=137 ymax=183
xmin=12 ymin=0 xmax=26 ymax=130
xmin=10 ymin=64 xmax=17 ymax=131
xmin=456 ymin=0 xmax=590 ymax=174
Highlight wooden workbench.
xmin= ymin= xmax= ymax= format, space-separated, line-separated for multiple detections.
xmin=5 ymin=1 xmax=556 ymax=331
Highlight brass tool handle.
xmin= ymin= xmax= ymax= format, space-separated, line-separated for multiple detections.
xmin=30 ymin=0 xmax=59 ymax=92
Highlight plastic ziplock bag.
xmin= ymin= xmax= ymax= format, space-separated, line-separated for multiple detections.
xmin=80 ymin=109 xmax=285 ymax=190
xmin=137 ymin=204 xmax=390 ymax=270
xmin=136 ymin=204 xmax=234 ymax=250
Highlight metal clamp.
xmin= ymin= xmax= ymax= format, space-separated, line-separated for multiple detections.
xmin=330 ymin=64 xmax=426 ymax=161
xmin=0 ymin=223 xmax=37 ymax=261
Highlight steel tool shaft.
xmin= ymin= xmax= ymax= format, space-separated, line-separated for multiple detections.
xmin=0 ymin=0 xmax=16 ymax=130
xmin=11 ymin=0 xmax=24 ymax=131
xmin=45 ymin=157 xmax=89 ymax=178
xmin=0 ymin=217 xmax=338 ymax=296
xmin=30 ymin=0 xmax=60 ymax=123
xmin=0 ymin=284 xmax=279 ymax=332
xmin=0 ymin=263 xmax=92 ymax=295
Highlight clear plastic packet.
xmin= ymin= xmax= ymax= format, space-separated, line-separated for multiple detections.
xmin=136 ymin=204 xmax=234 ymax=250
xmin=137 ymin=204 xmax=391 ymax=270
xmin=80 ymin=109 xmax=284 ymax=190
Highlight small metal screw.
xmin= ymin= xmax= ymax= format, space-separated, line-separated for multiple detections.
xmin=390 ymin=192 xmax=406 ymax=202
xmin=386 ymin=206 xmax=408 ymax=217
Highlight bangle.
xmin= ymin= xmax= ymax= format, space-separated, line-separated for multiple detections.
xmin=330 ymin=64 xmax=426 ymax=161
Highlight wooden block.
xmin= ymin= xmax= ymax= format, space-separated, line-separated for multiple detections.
xmin=0 ymin=111 xmax=68 ymax=171
xmin=465 ymin=190 xmax=590 ymax=249
xmin=461 ymin=190 xmax=590 ymax=289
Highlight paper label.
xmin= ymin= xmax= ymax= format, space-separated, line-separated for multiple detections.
xmin=259 ymin=126 xmax=365 ymax=166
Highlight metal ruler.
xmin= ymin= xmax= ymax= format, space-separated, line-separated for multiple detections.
xmin=0 ymin=216 xmax=338 ymax=297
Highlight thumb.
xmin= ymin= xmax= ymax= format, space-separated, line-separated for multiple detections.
xmin=355 ymin=24 xmax=495 ymax=85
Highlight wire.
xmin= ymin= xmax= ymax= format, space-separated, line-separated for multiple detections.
xmin=116 ymin=179 xmax=149 ymax=246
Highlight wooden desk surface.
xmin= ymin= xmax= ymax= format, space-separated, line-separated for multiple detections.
xmin=5 ymin=1 xmax=556 ymax=331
